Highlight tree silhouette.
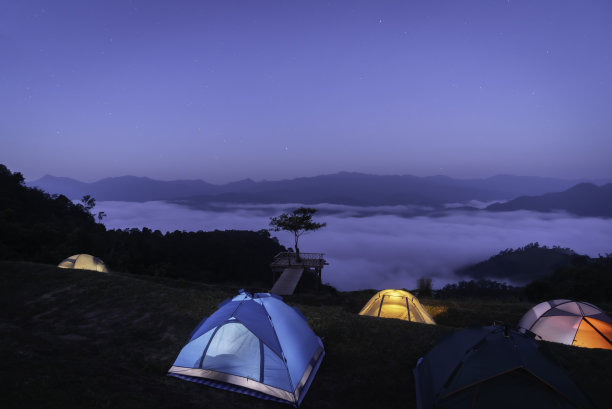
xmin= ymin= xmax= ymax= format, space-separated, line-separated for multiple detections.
xmin=81 ymin=195 xmax=96 ymax=213
xmin=269 ymin=207 xmax=326 ymax=260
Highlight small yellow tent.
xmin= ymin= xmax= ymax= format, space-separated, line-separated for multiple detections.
xmin=58 ymin=254 xmax=109 ymax=273
xmin=359 ymin=289 xmax=435 ymax=324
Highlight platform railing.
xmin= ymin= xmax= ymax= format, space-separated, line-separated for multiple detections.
xmin=270 ymin=252 xmax=326 ymax=267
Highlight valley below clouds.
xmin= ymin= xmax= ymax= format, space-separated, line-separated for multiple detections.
xmin=96 ymin=201 xmax=612 ymax=291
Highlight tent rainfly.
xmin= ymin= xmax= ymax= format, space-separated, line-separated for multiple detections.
xmin=414 ymin=325 xmax=596 ymax=409
xmin=518 ymin=299 xmax=612 ymax=350
xmin=168 ymin=291 xmax=324 ymax=406
xmin=359 ymin=289 xmax=435 ymax=324
xmin=57 ymin=254 xmax=109 ymax=273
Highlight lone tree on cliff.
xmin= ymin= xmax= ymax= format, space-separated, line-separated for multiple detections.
xmin=269 ymin=207 xmax=326 ymax=260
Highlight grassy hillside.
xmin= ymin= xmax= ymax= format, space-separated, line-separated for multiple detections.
xmin=2 ymin=261 xmax=611 ymax=409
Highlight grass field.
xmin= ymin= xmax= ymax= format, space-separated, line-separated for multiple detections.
xmin=1 ymin=261 xmax=611 ymax=409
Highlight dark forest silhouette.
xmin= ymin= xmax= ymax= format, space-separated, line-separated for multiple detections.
xmin=455 ymin=242 xmax=584 ymax=282
xmin=0 ymin=164 xmax=284 ymax=285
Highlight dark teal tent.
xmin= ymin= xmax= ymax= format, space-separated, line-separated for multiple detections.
xmin=414 ymin=326 xmax=596 ymax=409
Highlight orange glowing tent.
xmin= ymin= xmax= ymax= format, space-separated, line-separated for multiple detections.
xmin=518 ymin=299 xmax=612 ymax=350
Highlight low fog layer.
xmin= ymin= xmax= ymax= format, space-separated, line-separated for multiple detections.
xmin=97 ymin=201 xmax=612 ymax=291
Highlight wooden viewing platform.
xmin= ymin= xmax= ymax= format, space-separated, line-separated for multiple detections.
xmin=270 ymin=252 xmax=327 ymax=269
xmin=270 ymin=252 xmax=328 ymax=294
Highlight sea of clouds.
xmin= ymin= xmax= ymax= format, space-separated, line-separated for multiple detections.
xmin=96 ymin=201 xmax=612 ymax=291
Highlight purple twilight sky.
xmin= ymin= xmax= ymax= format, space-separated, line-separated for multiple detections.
xmin=1 ymin=1 xmax=612 ymax=183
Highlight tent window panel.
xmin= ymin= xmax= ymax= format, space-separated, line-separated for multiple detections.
xmin=410 ymin=308 xmax=425 ymax=323
xmin=533 ymin=301 xmax=554 ymax=318
xmin=359 ymin=298 xmax=380 ymax=316
xmin=519 ymin=302 xmax=552 ymax=330
xmin=358 ymin=297 xmax=384 ymax=317
xmin=573 ymin=319 xmax=612 ymax=350
xmin=579 ymin=303 xmax=603 ymax=316
xmin=173 ymin=328 xmax=216 ymax=368
xmin=411 ymin=301 xmax=436 ymax=324
xmin=531 ymin=316 xmax=582 ymax=345
xmin=202 ymin=323 xmax=261 ymax=381
xmin=542 ymin=309 xmax=580 ymax=318
xmin=555 ymin=302 xmax=582 ymax=315
xmin=263 ymin=344 xmax=292 ymax=392
xmin=380 ymin=296 xmax=409 ymax=320
xmin=234 ymin=300 xmax=283 ymax=357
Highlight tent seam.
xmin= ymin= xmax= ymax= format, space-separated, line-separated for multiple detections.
xmin=256 ymin=296 xmax=296 ymax=395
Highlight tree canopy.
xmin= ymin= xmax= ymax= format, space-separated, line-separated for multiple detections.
xmin=269 ymin=207 xmax=326 ymax=258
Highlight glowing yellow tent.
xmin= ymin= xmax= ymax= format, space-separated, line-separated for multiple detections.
xmin=58 ymin=254 xmax=109 ymax=273
xmin=359 ymin=289 xmax=435 ymax=324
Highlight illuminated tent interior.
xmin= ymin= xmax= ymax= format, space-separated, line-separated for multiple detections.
xmin=57 ymin=254 xmax=109 ymax=273
xmin=168 ymin=291 xmax=324 ymax=407
xmin=414 ymin=325 xmax=596 ymax=409
xmin=518 ymin=299 xmax=612 ymax=350
xmin=359 ymin=289 xmax=435 ymax=324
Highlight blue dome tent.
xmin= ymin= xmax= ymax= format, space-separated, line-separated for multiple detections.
xmin=168 ymin=291 xmax=324 ymax=406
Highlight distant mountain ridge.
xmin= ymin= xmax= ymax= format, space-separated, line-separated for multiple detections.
xmin=30 ymin=175 xmax=220 ymax=202
xmin=28 ymin=172 xmax=610 ymax=208
xmin=486 ymin=183 xmax=612 ymax=217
